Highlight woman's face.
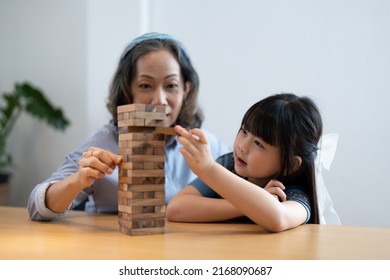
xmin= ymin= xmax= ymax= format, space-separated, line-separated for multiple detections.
xmin=131 ymin=49 xmax=189 ymax=127
xmin=233 ymin=127 xmax=281 ymax=186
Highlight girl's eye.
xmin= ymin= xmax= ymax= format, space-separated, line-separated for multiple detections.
xmin=254 ymin=139 xmax=264 ymax=148
xmin=240 ymin=128 xmax=247 ymax=135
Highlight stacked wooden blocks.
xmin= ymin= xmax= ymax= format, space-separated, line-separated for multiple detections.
xmin=117 ymin=104 xmax=175 ymax=236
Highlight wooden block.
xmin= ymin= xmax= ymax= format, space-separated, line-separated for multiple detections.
xmin=118 ymin=210 xmax=165 ymax=221
xmin=118 ymin=192 xmax=164 ymax=204
xmin=119 ymin=205 xmax=154 ymax=215
xmin=119 ymin=140 xmax=165 ymax=149
xmin=132 ymin=219 xmax=165 ymax=228
xmin=117 ymin=104 xmax=147 ymax=113
xmin=125 ymin=184 xmax=165 ymax=192
xmin=154 ymin=126 xmax=177 ymax=135
xmin=118 ymin=188 xmax=164 ymax=201
xmin=119 ymin=225 xmax=165 ymax=236
xmin=132 ymin=111 xmax=166 ymax=120
xmin=130 ymin=211 xmax=166 ymax=220
xmin=118 ymin=147 xmax=145 ymax=155
xmin=117 ymin=119 xmax=145 ymax=127
xmin=119 ymin=132 xmax=164 ymax=141
xmin=148 ymin=104 xmax=166 ymax=113
xmin=118 ymin=176 xmax=166 ymax=185
xmin=145 ymin=119 xmax=163 ymax=127
xmin=118 ymin=162 xmax=144 ymax=170
xmin=118 ymin=104 xmax=166 ymax=117
xmin=117 ymin=104 xmax=166 ymax=113
xmin=153 ymin=148 xmax=165 ymax=155
xmin=119 ymin=147 xmax=165 ymax=156
xmin=118 ymin=198 xmax=165 ymax=212
xmin=124 ymin=155 xmax=165 ymax=162
xmin=119 ymin=216 xmax=165 ymax=227
xmin=118 ymin=127 xmax=150 ymax=134
xmin=125 ymin=169 xmax=165 ymax=177
xmin=118 ymin=176 xmax=145 ymax=184
xmin=131 ymin=198 xmax=165 ymax=207
xmin=118 ymin=147 xmax=164 ymax=156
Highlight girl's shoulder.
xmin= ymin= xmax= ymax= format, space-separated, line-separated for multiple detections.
xmin=216 ymin=152 xmax=234 ymax=170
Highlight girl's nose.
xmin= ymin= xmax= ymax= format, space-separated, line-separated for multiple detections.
xmin=240 ymin=145 xmax=247 ymax=154
xmin=239 ymin=139 xmax=251 ymax=154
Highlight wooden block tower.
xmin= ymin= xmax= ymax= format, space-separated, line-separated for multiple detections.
xmin=117 ymin=104 xmax=175 ymax=236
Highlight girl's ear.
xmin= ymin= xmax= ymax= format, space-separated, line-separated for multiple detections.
xmin=291 ymin=156 xmax=302 ymax=173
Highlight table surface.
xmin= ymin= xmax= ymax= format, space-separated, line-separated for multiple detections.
xmin=1 ymin=206 xmax=390 ymax=260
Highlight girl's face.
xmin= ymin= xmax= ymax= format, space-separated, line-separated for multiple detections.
xmin=131 ymin=49 xmax=189 ymax=127
xmin=233 ymin=127 xmax=281 ymax=186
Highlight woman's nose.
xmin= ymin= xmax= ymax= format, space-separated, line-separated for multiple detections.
xmin=151 ymin=88 xmax=168 ymax=105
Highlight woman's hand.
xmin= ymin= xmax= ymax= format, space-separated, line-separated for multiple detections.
xmin=174 ymin=125 xmax=215 ymax=177
xmin=263 ymin=179 xmax=287 ymax=202
xmin=78 ymin=146 xmax=122 ymax=187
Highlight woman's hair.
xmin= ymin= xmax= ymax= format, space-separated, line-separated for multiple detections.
xmin=106 ymin=32 xmax=203 ymax=128
xmin=241 ymin=93 xmax=322 ymax=224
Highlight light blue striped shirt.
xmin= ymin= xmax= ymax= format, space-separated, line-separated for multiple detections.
xmin=27 ymin=123 xmax=231 ymax=221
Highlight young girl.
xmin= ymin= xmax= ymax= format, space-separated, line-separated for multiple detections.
xmin=166 ymin=93 xmax=322 ymax=232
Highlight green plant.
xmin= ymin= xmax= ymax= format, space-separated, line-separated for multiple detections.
xmin=0 ymin=82 xmax=70 ymax=172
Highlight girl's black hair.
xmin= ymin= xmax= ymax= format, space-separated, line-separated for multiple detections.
xmin=241 ymin=93 xmax=322 ymax=224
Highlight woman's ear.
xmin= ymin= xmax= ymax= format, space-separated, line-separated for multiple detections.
xmin=291 ymin=156 xmax=302 ymax=173
xmin=184 ymin=81 xmax=191 ymax=98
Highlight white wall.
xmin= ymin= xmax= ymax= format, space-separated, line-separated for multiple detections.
xmin=0 ymin=0 xmax=88 ymax=206
xmin=85 ymin=0 xmax=146 ymax=134
xmin=1 ymin=0 xmax=389 ymax=228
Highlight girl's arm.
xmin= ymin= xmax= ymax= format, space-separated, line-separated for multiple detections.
xmin=166 ymin=185 xmax=243 ymax=222
xmin=194 ymin=162 xmax=307 ymax=232
xmin=174 ymin=125 xmax=307 ymax=232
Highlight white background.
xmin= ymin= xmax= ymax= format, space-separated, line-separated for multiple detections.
xmin=1 ymin=0 xmax=389 ymax=228
xmin=0 ymin=260 xmax=389 ymax=279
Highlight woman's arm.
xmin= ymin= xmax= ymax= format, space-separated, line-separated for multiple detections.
xmin=46 ymin=147 xmax=122 ymax=213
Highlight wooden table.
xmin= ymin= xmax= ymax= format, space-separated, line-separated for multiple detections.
xmin=1 ymin=206 xmax=390 ymax=260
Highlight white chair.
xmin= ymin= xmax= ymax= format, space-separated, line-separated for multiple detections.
xmin=315 ymin=134 xmax=341 ymax=224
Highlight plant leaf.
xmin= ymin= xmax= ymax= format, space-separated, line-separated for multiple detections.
xmin=16 ymin=83 xmax=70 ymax=130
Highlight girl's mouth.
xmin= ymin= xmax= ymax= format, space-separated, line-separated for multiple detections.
xmin=234 ymin=155 xmax=247 ymax=166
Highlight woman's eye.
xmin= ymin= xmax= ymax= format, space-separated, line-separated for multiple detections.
xmin=139 ymin=83 xmax=151 ymax=89
xmin=167 ymin=83 xmax=179 ymax=89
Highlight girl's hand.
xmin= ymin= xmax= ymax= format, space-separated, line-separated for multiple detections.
xmin=174 ymin=125 xmax=215 ymax=177
xmin=264 ymin=179 xmax=287 ymax=202
xmin=78 ymin=146 xmax=122 ymax=187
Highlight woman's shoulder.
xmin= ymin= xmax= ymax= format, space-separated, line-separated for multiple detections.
xmin=87 ymin=123 xmax=116 ymax=138
xmin=201 ymin=128 xmax=232 ymax=156
xmin=201 ymin=128 xmax=223 ymax=143
xmin=91 ymin=122 xmax=117 ymax=136
xmin=77 ymin=123 xmax=118 ymax=152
